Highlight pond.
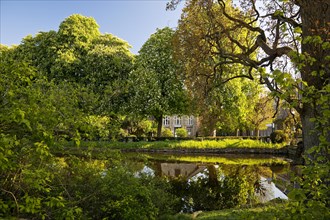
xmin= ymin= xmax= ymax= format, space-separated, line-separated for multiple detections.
xmin=121 ymin=152 xmax=295 ymax=212
xmin=51 ymin=150 xmax=300 ymax=218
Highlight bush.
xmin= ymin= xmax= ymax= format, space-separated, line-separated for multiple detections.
xmin=175 ymin=128 xmax=188 ymax=138
xmin=46 ymin=154 xmax=179 ymax=219
xmin=270 ymin=130 xmax=289 ymax=144
xmin=162 ymin=128 xmax=173 ymax=137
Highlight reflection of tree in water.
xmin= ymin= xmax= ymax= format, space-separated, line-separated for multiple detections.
xmin=143 ymin=159 xmax=286 ymax=213
xmin=168 ymin=164 xmax=263 ymax=212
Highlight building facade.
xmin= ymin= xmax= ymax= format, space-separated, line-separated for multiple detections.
xmin=163 ymin=115 xmax=199 ymax=137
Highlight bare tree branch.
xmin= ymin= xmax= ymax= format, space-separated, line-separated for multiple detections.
xmin=217 ymin=0 xmax=266 ymax=37
xmin=271 ymin=14 xmax=302 ymax=28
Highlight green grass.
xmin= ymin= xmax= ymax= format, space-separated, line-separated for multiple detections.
xmin=69 ymin=139 xmax=286 ymax=150
xmin=124 ymin=152 xmax=289 ymax=166
xmin=162 ymin=199 xmax=288 ymax=220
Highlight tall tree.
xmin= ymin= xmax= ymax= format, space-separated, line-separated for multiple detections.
xmin=246 ymin=94 xmax=275 ymax=138
xmin=83 ymin=34 xmax=134 ymax=113
xmin=170 ymin=0 xmax=329 ymax=216
xmin=12 ymin=14 xmax=134 ymax=114
xmin=171 ymin=0 xmax=329 ymax=155
xmin=197 ymin=78 xmax=263 ymax=136
xmin=129 ymin=27 xmax=190 ymax=137
xmin=172 ymin=0 xmax=266 ymax=136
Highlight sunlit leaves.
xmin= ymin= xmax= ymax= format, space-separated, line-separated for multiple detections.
xmin=128 ymin=27 xmax=189 ymax=126
xmin=57 ymin=14 xmax=100 ymax=50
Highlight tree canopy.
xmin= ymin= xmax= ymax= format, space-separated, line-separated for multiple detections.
xmin=11 ymin=14 xmax=134 ymax=115
xmin=173 ymin=0 xmax=272 ymax=136
xmin=170 ymin=0 xmax=329 ymax=216
xmin=171 ymin=0 xmax=329 ymax=153
xmin=129 ymin=27 xmax=190 ymax=137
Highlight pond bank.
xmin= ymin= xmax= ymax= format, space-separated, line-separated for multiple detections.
xmin=120 ymin=146 xmax=303 ymax=164
xmin=120 ymin=146 xmax=289 ymax=155
xmin=54 ymin=139 xmax=304 ymax=164
xmin=55 ymin=145 xmax=303 ymax=165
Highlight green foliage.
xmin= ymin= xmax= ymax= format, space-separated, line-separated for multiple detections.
xmin=186 ymin=171 xmax=251 ymax=211
xmin=193 ymin=199 xmax=287 ymax=219
xmin=162 ymin=128 xmax=174 ymax=137
xmin=1 ymin=43 xmax=169 ymax=220
xmin=121 ymin=117 xmax=154 ymax=137
xmin=285 ymin=74 xmax=330 ymax=219
xmin=1 ymin=18 xmax=133 ymax=217
xmin=13 ymin=14 xmax=134 ymax=115
xmin=1 ymin=144 xmax=180 ymax=219
xmin=128 ymin=27 xmax=190 ymax=136
xmin=173 ymin=0 xmax=330 ymax=218
xmin=1 ymin=6 xmax=328 ymax=219
xmin=57 ymin=14 xmax=100 ymax=50
xmin=48 ymin=155 xmax=180 ymax=219
xmin=270 ymin=130 xmax=289 ymax=144
xmin=175 ymin=128 xmax=188 ymax=137
xmin=0 ymin=50 xmax=97 ymax=219
xmin=80 ymin=115 xmax=110 ymax=140
xmin=246 ymin=94 xmax=275 ymax=136
xmin=174 ymin=1 xmax=266 ymax=135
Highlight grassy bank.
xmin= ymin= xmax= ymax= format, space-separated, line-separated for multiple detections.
xmin=162 ymin=199 xmax=287 ymax=220
xmin=64 ymin=139 xmax=286 ymax=150
xmin=125 ymin=153 xmax=289 ymax=165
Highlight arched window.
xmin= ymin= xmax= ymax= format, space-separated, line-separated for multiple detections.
xmin=163 ymin=116 xmax=170 ymax=126
xmin=188 ymin=116 xmax=193 ymax=126
xmin=174 ymin=116 xmax=181 ymax=126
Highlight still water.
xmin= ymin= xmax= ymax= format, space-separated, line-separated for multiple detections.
xmin=123 ymin=152 xmax=294 ymax=212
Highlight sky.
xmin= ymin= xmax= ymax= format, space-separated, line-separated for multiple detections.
xmin=0 ymin=0 xmax=184 ymax=54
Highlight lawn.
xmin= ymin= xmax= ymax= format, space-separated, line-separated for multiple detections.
xmin=73 ymin=139 xmax=286 ymax=150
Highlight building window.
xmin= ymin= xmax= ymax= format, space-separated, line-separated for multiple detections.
xmin=163 ymin=116 xmax=170 ymax=126
xmin=174 ymin=116 xmax=181 ymax=126
xmin=188 ymin=116 xmax=193 ymax=126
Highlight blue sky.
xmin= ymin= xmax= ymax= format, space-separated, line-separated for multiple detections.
xmin=0 ymin=0 xmax=184 ymax=54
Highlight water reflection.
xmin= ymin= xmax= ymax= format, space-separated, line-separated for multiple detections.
xmin=129 ymin=153 xmax=291 ymax=212
xmin=257 ymin=176 xmax=288 ymax=203
xmin=156 ymin=163 xmax=207 ymax=179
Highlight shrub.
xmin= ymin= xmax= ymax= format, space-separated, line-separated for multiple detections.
xmin=162 ymin=128 xmax=173 ymax=137
xmin=175 ymin=128 xmax=188 ymax=138
xmin=49 ymin=155 xmax=179 ymax=219
xmin=270 ymin=130 xmax=289 ymax=144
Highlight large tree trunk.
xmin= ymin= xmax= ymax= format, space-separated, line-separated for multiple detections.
xmin=300 ymin=104 xmax=320 ymax=153
xmin=207 ymin=165 xmax=219 ymax=187
xmin=156 ymin=115 xmax=163 ymax=138
xmin=299 ymin=0 xmax=330 ymax=154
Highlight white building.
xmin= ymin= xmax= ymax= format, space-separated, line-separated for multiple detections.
xmin=163 ymin=115 xmax=199 ymax=137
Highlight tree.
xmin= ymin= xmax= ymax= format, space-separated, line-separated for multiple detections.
xmin=129 ymin=27 xmax=190 ymax=137
xmin=170 ymin=0 xmax=329 ymax=216
xmin=171 ymin=0 xmax=329 ymax=154
xmin=13 ymin=14 xmax=134 ymax=114
xmin=172 ymin=0 xmax=264 ymax=137
xmin=13 ymin=14 xmax=100 ymax=81
xmin=0 ymin=48 xmax=93 ymax=217
xmin=83 ymin=34 xmax=134 ymax=113
xmin=246 ymin=94 xmax=275 ymax=138
xmin=197 ymin=78 xmax=260 ymax=136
